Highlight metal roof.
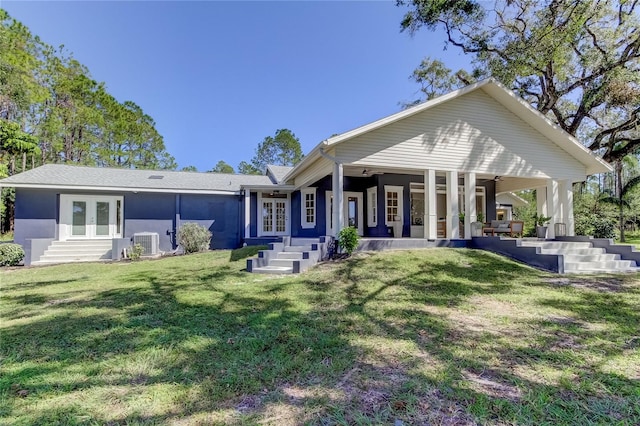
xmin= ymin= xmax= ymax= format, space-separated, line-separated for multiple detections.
xmin=0 ymin=164 xmax=275 ymax=194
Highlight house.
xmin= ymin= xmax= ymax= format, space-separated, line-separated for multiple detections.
xmin=0 ymin=78 xmax=612 ymax=265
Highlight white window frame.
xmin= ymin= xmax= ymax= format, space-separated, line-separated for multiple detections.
xmin=458 ymin=186 xmax=486 ymax=221
xmin=384 ymin=185 xmax=404 ymax=226
xmin=367 ymin=186 xmax=377 ymax=227
xmin=300 ymin=187 xmax=316 ymax=229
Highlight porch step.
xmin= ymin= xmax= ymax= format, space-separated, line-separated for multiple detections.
xmin=33 ymin=239 xmax=113 ymax=265
xmin=518 ymin=240 xmax=639 ymax=274
xmin=248 ymin=237 xmax=327 ymax=274
xmin=250 ymin=266 xmax=294 ymax=274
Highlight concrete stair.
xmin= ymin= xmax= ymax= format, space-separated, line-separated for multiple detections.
xmin=518 ymin=240 xmax=639 ymax=273
xmin=247 ymin=237 xmax=330 ymax=274
xmin=32 ymin=240 xmax=113 ymax=265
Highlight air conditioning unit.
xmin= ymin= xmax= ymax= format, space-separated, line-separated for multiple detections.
xmin=132 ymin=232 xmax=160 ymax=255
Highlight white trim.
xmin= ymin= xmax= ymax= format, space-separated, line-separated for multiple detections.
xmin=257 ymin=192 xmax=290 ymax=237
xmin=325 ymin=191 xmax=364 ymax=236
xmin=366 ymin=186 xmax=377 ymax=227
xmin=244 ymin=190 xmax=251 ymax=239
xmin=300 ymin=187 xmax=316 ymax=229
xmin=7 ymin=183 xmax=239 ymax=195
xmin=384 ymin=185 xmax=404 ymax=227
xmin=59 ymin=194 xmax=123 ymax=241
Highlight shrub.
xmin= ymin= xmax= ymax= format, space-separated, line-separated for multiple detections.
xmin=575 ymin=214 xmax=617 ymax=239
xmin=177 ymin=222 xmax=212 ymax=254
xmin=0 ymin=243 xmax=25 ymax=266
xmin=337 ymin=226 xmax=360 ymax=256
xmin=128 ymin=243 xmax=144 ymax=261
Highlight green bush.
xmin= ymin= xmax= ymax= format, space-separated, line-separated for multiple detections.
xmin=575 ymin=214 xmax=617 ymax=239
xmin=0 ymin=243 xmax=25 ymax=266
xmin=177 ymin=222 xmax=212 ymax=254
xmin=337 ymin=226 xmax=360 ymax=256
xmin=128 ymin=243 xmax=144 ymax=261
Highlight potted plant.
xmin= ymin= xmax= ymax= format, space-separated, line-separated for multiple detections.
xmin=534 ymin=213 xmax=551 ymax=238
xmin=471 ymin=212 xmax=484 ymax=237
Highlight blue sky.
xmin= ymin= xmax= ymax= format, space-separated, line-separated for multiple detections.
xmin=2 ymin=1 xmax=472 ymax=172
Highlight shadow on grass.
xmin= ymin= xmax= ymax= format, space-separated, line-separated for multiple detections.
xmin=2 ymin=249 xmax=638 ymax=424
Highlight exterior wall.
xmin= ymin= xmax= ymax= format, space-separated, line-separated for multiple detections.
xmin=287 ymin=173 xmax=495 ymax=238
xmin=180 ymin=194 xmax=241 ymax=249
xmin=14 ymin=189 xmax=59 ymax=247
xmin=335 ymin=90 xmax=586 ymax=181
xmin=14 ymin=189 xmax=242 ymax=252
xmin=294 ymin=156 xmax=333 ymax=188
xmin=123 ymin=193 xmax=177 ymax=251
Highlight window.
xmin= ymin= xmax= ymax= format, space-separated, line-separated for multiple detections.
xmin=384 ymin=185 xmax=404 ymax=225
xmin=458 ymin=186 xmax=486 ymax=221
xmin=301 ymin=188 xmax=316 ymax=228
xmin=367 ymin=187 xmax=377 ymax=227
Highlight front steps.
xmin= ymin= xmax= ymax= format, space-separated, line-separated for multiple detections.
xmin=247 ymin=237 xmax=330 ymax=274
xmin=518 ymin=240 xmax=639 ymax=273
xmin=31 ymin=240 xmax=113 ymax=265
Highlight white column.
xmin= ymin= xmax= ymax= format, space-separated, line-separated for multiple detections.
xmin=546 ymin=179 xmax=559 ymax=239
xmin=424 ymin=169 xmax=437 ymax=239
xmin=244 ymin=190 xmax=251 ymax=240
xmin=464 ymin=172 xmax=476 ymax=239
xmin=332 ymin=162 xmax=344 ymax=237
xmin=446 ymin=170 xmax=459 ymax=239
xmin=536 ymin=186 xmax=547 ymax=217
xmin=559 ymin=179 xmax=574 ymax=236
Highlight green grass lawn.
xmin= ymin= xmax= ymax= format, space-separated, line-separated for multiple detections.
xmin=1 ymin=249 xmax=639 ymax=425
xmin=620 ymin=232 xmax=640 ymax=249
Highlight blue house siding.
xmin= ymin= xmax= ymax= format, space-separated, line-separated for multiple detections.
xmin=14 ymin=189 xmax=59 ymax=247
xmin=123 ymin=193 xmax=176 ymax=251
xmin=180 ymin=194 xmax=241 ymax=249
xmin=288 ymin=173 xmax=496 ymax=238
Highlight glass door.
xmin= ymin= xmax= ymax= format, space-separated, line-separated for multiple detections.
xmin=60 ymin=195 xmax=123 ymax=240
xmin=259 ymin=194 xmax=289 ymax=236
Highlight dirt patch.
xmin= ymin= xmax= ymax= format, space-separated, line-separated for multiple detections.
xmin=544 ymin=277 xmax=625 ymax=292
xmin=463 ymin=369 xmax=522 ymax=402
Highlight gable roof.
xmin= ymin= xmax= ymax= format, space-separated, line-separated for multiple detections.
xmin=283 ymin=78 xmax=611 ymax=182
xmin=0 ymin=164 xmax=274 ymax=194
xmin=266 ymin=165 xmax=294 ymax=184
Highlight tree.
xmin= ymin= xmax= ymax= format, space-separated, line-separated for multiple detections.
xmin=242 ymin=129 xmax=303 ymax=174
xmin=600 ymin=169 xmax=640 ymax=242
xmin=397 ymin=0 xmax=640 ymax=163
xmin=209 ymin=160 xmax=234 ymax=174
xmin=181 ymin=165 xmax=198 ymax=172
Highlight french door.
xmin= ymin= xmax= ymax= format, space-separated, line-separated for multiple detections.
xmin=60 ymin=195 xmax=123 ymax=240
xmin=259 ymin=195 xmax=289 ymax=236
xmin=325 ymin=191 xmax=364 ymax=236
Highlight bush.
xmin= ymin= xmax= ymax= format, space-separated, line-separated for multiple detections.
xmin=575 ymin=214 xmax=617 ymax=239
xmin=177 ymin=222 xmax=212 ymax=254
xmin=128 ymin=243 xmax=144 ymax=261
xmin=337 ymin=226 xmax=360 ymax=256
xmin=0 ymin=243 xmax=25 ymax=266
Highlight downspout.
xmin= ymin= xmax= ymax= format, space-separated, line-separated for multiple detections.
xmin=319 ymin=147 xmax=344 ymax=238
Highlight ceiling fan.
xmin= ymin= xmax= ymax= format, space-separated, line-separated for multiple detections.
xmin=362 ymin=169 xmax=383 ymax=177
xmin=494 ymin=175 xmax=504 ymax=182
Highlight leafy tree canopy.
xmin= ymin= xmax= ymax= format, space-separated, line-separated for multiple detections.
xmin=398 ymin=0 xmax=640 ymax=163
xmin=239 ymin=129 xmax=303 ymax=175
xmin=209 ymin=160 xmax=234 ymax=174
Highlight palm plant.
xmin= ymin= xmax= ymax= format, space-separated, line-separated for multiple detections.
xmin=600 ymin=174 xmax=640 ymax=242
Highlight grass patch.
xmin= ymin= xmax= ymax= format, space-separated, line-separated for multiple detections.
xmin=620 ymin=231 xmax=640 ymax=249
xmin=229 ymin=244 xmax=268 ymax=262
xmin=0 ymin=231 xmax=13 ymax=242
xmin=1 ymin=249 xmax=639 ymax=424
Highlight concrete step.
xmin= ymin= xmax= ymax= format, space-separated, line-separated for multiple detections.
xmin=565 ymin=259 xmax=637 ymax=272
xmin=277 ymin=252 xmax=304 ymax=260
xmin=283 ymin=245 xmax=313 ymax=252
xmin=44 ymin=246 xmax=113 ymax=254
xmin=519 ymin=241 xmax=593 ymax=249
xmin=563 ymin=254 xmax=620 ymax=262
xmin=251 ymin=266 xmax=294 ymax=274
xmin=51 ymin=240 xmax=113 ymax=247
xmin=539 ymin=248 xmax=606 ymax=255
xmin=290 ymin=238 xmax=320 ymax=246
xmin=269 ymin=259 xmax=297 ymax=268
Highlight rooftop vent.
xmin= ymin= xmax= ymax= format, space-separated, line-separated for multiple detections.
xmin=148 ymin=175 xmax=164 ymax=179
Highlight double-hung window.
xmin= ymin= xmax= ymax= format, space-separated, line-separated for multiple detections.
xmin=301 ymin=188 xmax=316 ymax=228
